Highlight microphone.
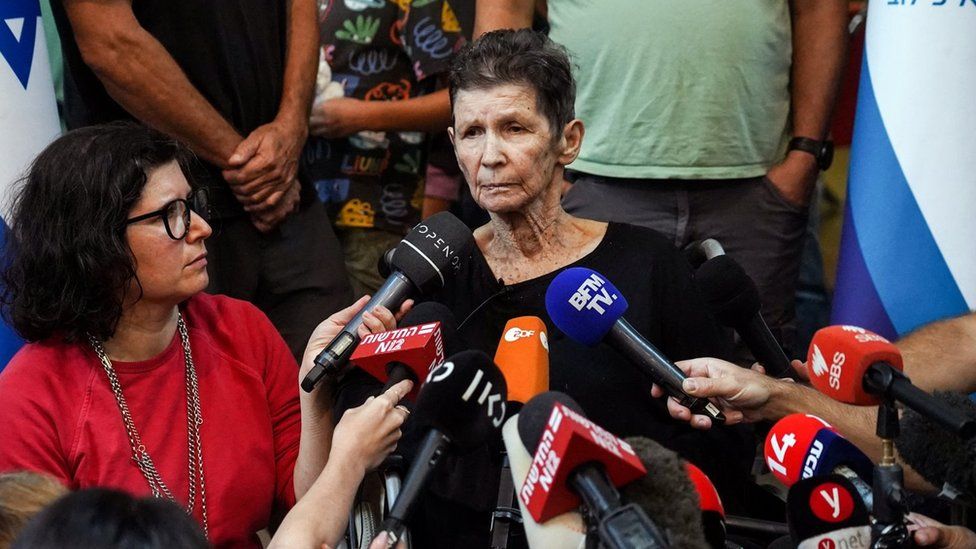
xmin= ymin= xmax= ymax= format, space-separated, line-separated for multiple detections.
xmin=807 ymin=325 xmax=976 ymax=438
xmin=785 ymin=474 xmax=871 ymax=549
xmin=494 ymin=316 xmax=550 ymax=411
xmin=349 ymin=302 xmax=459 ymax=401
xmin=544 ymin=267 xmax=725 ymax=424
xmin=302 ymin=212 xmax=473 ymax=392
xmin=684 ymin=463 xmax=727 ymax=549
xmin=619 ymin=436 xmax=714 ymax=549
xmin=381 ymin=349 xmax=507 ymax=546
xmin=517 ymin=392 xmax=668 ymax=548
xmin=502 ymin=414 xmax=587 ymax=549
xmin=694 ymin=254 xmax=792 ymax=378
xmin=683 ymin=238 xmax=726 ymax=269
xmin=491 ymin=316 xmax=551 ymax=547
xmin=896 ymin=390 xmax=976 ymax=498
xmin=763 ymin=413 xmax=874 ymax=509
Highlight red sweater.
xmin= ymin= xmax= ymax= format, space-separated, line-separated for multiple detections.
xmin=0 ymin=294 xmax=301 ymax=548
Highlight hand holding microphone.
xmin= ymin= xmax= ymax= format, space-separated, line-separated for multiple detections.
xmin=332 ymin=379 xmax=415 ymax=472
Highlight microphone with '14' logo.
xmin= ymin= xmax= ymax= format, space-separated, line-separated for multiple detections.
xmin=786 ymin=474 xmax=871 ymax=549
xmin=764 ymin=414 xmax=874 ymax=509
xmin=518 ymin=392 xmax=668 ymax=548
xmin=495 ymin=316 xmax=550 ymax=413
xmin=380 ymin=350 xmax=507 ymax=548
xmin=545 ymin=267 xmax=725 ymax=424
xmin=807 ymin=325 xmax=976 ymax=437
xmin=349 ymin=302 xmax=459 ymax=401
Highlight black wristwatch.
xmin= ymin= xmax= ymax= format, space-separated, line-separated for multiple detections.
xmin=788 ymin=137 xmax=834 ymax=171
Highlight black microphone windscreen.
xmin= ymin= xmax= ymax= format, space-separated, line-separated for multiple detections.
xmin=786 ymin=474 xmax=870 ymax=545
xmin=517 ymin=391 xmax=585 ymax=452
xmin=392 ymin=212 xmax=474 ymax=294
xmin=397 ymin=301 xmax=462 ymax=356
xmin=694 ymin=255 xmax=761 ymax=327
xmin=896 ymin=390 xmax=976 ymax=494
xmin=412 ymin=349 xmax=507 ymax=452
xmin=620 ymin=436 xmax=711 ymax=549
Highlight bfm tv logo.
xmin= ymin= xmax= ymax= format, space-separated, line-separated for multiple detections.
xmin=568 ymin=273 xmax=618 ymax=315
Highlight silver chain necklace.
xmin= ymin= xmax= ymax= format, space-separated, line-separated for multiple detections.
xmin=88 ymin=313 xmax=209 ymax=537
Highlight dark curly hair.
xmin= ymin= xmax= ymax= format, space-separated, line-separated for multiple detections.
xmin=449 ymin=29 xmax=576 ymax=140
xmin=1 ymin=122 xmax=195 ymax=343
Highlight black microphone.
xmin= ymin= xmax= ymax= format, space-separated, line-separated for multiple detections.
xmin=302 ymin=212 xmax=473 ymax=392
xmin=896 ymin=390 xmax=976 ymax=498
xmin=785 ymin=474 xmax=871 ymax=549
xmin=694 ymin=254 xmax=792 ymax=378
xmin=381 ymin=350 xmax=508 ymax=547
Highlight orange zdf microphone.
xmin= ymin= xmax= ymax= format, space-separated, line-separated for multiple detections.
xmin=517 ymin=392 xmax=668 ymax=548
xmin=494 ymin=316 xmax=550 ymax=409
xmin=807 ymin=325 xmax=976 ymax=438
xmin=349 ymin=302 xmax=457 ymax=401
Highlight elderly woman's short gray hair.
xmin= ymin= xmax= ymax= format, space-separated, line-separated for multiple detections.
xmin=449 ymin=29 xmax=576 ymax=139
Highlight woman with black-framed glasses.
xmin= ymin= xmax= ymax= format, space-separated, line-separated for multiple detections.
xmin=0 ymin=123 xmax=413 ymax=547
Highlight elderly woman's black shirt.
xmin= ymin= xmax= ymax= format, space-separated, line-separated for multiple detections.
xmin=406 ymin=222 xmax=753 ymax=547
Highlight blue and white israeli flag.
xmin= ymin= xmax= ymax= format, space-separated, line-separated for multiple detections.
xmin=1 ymin=0 xmax=61 ymax=369
xmin=832 ymin=1 xmax=976 ymax=340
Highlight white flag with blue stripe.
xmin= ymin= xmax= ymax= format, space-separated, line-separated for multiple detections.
xmin=1 ymin=0 xmax=61 ymax=369
xmin=832 ymin=0 xmax=976 ymax=339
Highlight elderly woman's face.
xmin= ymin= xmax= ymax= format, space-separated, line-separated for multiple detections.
xmin=451 ymin=84 xmax=566 ymax=214
xmin=124 ymin=161 xmax=212 ymax=306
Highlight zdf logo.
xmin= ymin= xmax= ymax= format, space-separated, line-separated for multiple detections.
xmin=504 ymin=327 xmax=535 ymax=342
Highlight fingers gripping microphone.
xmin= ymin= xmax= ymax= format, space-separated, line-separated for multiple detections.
xmin=619 ymin=436 xmax=713 ymax=549
xmin=517 ymin=392 xmax=668 ymax=548
xmin=694 ymin=254 xmax=792 ymax=378
xmin=302 ymin=212 xmax=473 ymax=392
xmin=896 ymin=390 xmax=976 ymax=498
xmin=764 ymin=414 xmax=874 ymax=509
xmin=807 ymin=325 xmax=976 ymax=438
xmin=545 ymin=267 xmax=725 ymax=424
xmin=350 ymin=302 xmax=460 ymax=401
xmin=382 ymin=350 xmax=507 ymax=546
xmin=786 ymin=474 xmax=871 ymax=549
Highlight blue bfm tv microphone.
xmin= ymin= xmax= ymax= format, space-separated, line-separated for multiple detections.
xmin=545 ymin=267 xmax=725 ymax=424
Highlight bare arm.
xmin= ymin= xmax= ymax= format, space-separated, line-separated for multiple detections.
xmin=309 ymin=89 xmax=452 ymax=139
xmin=64 ymin=0 xmax=242 ymax=167
xmin=277 ymin=0 xmax=319 ymax=131
xmin=767 ymin=0 xmax=848 ymax=206
xmin=473 ymin=0 xmax=534 ymax=37
xmin=898 ymin=312 xmax=976 ymax=393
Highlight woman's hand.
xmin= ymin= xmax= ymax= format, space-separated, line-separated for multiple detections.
xmin=300 ymin=295 xmax=416 ymax=380
xmin=331 ymin=380 xmax=413 ymax=473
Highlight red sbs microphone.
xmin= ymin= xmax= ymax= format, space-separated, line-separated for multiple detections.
xmin=808 ymin=325 xmax=976 ymax=437
xmin=350 ymin=321 xmax=444 ymax=401
xmin=764 ymin=414 xmax=874 ymax=506
xmin=806 ymin=325 xmax=901 ymax=405
xmin=518 ymin=397 xmax=647 ymax=523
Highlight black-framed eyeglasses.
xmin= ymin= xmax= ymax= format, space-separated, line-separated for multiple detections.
xmin=124 ymin=188 xmax=211 ymax=240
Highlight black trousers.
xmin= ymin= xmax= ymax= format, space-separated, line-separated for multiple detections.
xmin=205 ymin=200 xmax=353 ymax=362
